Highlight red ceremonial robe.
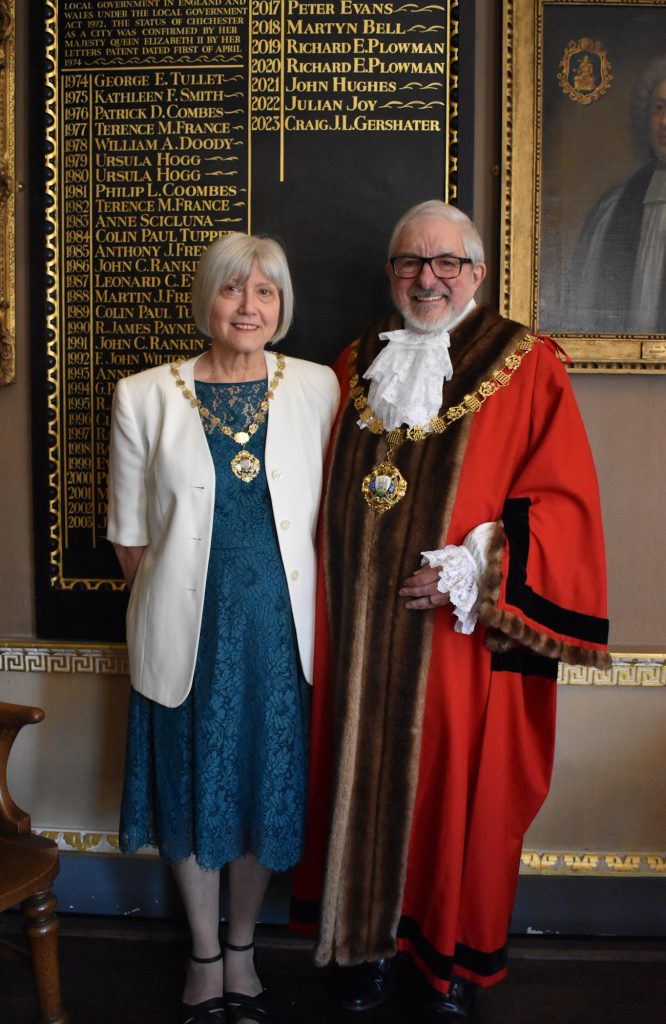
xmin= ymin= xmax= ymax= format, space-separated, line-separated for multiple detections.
xmin=290 ymin=306 xmax=610 ymax=994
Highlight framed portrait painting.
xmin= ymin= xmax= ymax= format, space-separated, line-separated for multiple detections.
xmin=502 ymin=0 xmax=666 ymax=371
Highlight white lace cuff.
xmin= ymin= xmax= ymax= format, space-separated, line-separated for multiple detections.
xmin=421 ymin=522 xmax=498 ymax=635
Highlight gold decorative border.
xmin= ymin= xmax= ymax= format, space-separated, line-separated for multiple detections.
xmin=32 ymin=828 xmax=666 ymax=876
xmin=43 ymin=1 xmax=62 ymax=585
xmin=521 ymin=850 xmax=666 ymax=877
xmin=558 ymin=653 xmax=666 ymax=687
xmin=501 ymin=0 xmax=666 ymax=373
xmin=1 ymin=642 xmax=663 ymax=683
xmin=39 ymin=829 xmax=122 ymax=854
xmin=446 ymin=0 xmax=459 ymax=203
xmin=0 ymin=0 xmax=15 ymax=386
xmin=0 ymin=640 xmax=128 ymax=675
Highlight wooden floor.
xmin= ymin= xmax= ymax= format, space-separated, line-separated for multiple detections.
xmin=0 ymin=913 xmax=664 ymax=1024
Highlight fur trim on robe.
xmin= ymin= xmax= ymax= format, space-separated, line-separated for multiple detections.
xmin=478 ymin=522 xmax=611 ymax=669
xmin=315 ymin=306 xmax=546 ymax=966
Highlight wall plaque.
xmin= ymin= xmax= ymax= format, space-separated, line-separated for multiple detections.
xmin=30 ymin=0 xmax=473 ymax=640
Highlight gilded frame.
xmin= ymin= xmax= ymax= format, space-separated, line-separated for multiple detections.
xmin=502 ymin=0 xmax=666 ymax=372
xmin=0 ymin=0 xmax=14 ymax=386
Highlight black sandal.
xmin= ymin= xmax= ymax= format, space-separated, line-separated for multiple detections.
xmin=181 ymin=951 xmax=226 ymax=1024
xmin=224 ymin=941 xmax=269 ymax=1024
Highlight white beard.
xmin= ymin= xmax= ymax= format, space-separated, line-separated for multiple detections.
xmin=399 ymin=287 xmax=466 ymax=332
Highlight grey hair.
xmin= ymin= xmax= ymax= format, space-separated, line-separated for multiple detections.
xmin=388 ymin=200 xmax=485 ymax=265
xmin=191 ymin=232 xmax=294 ymax=342
xmin=630 ymin=56 xmax=666 ymax=163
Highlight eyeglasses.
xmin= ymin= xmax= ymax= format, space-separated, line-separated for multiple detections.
xmin=390 ymin=255 xmax=474 ymax=280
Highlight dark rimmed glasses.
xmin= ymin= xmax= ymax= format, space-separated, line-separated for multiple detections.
xmin=390 ymin=255 xmax=474 ymax=280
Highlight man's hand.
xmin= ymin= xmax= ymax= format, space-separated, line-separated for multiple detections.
xmin=399 ymin=565 xmax=450 ymax=611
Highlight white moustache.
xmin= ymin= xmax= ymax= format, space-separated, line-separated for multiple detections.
xmin=408 ymin=286 xmax=450 ymax=300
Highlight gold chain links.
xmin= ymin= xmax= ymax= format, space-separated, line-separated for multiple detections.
xmin=349 ymin=333 xmax=541 ymax=443
xmin=170 ymin=352 xmax=286 ymax=444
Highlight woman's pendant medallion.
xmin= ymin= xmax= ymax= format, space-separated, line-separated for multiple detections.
xmin=231 ymin=450 xmax=260 ymax=483
xmin=361 ymin=460 xmax=407 ymax=515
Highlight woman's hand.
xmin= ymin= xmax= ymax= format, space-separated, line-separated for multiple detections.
xmin=112 ymin=544 xmax=146 ymax=591
xmin=398 ymin=565 xmax=450 ymax=611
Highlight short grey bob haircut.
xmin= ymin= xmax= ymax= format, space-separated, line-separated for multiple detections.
xmin=388 ymin=199 xmax=485 ymax=266
xmin=192 ymin=232 xmax=294 ymax=343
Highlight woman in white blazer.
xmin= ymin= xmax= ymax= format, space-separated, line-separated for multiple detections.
xmin=107 ymin=233 xmax=339 ymax=1024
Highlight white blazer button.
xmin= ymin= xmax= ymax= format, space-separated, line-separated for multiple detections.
xmin=280 ymin=520 xmax=290 ymax=530
xmin=290 ymin=570 xmax=299 ymax=581
xmin=271 ymin=469 xmax=282 ymax=480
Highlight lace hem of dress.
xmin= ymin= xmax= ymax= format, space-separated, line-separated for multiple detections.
xmin=119 ymin=828 xmax=303 ymax=874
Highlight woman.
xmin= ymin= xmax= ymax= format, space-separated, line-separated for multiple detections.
xmin=106 ymin=233 xmax=339 ymax=1024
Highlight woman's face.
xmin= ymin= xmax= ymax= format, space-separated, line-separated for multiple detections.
xmin=208 ymin=262 xmax=281 ymax=355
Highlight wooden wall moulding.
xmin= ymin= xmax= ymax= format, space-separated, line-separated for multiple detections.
xmin=0 ymin=0 xmax=14 ymax=386
xmin=502 ymin=0 xmax=666 ymax=372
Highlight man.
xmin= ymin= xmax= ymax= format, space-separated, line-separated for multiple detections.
xmin=290 ymin=200 xmax=610 ymax=1022
xmin=568 ymin=56 xmax=666 ymax=334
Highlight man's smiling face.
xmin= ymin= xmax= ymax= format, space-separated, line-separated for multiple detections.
xmin=387 ymin=215 xmax=486 ymax=331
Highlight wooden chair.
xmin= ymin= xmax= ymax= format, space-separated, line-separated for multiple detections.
xmin=0 ymin=701 xmax=68 ymax=1023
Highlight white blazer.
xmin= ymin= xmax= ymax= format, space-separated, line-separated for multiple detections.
xmin=106 ymin=351 xmax=339 ymax=707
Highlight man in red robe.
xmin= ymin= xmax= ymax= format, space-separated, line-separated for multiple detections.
xmin=290 ymin=201 xmax=610 ymax=1022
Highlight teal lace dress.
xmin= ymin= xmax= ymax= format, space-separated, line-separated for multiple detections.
xmin=119 ymin=379 xmax=310 ymax=872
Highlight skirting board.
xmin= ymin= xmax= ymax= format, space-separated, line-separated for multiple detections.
xmin=50 ymin=852 xmax=666 ymax=936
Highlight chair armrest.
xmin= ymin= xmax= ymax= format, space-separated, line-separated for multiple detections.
xmin=0 ymin=701 xmax=46 ymax=834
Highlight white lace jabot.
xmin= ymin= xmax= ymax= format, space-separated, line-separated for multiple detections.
xmin=360 ymin=300 xmax=475 ymax=431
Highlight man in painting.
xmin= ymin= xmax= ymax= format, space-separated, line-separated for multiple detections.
xmin=291 ymin=200 xmax=610 ymax=1021
xmin=569 ymin=56 xmax=666 ymax=334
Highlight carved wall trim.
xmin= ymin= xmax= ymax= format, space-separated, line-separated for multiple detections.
xmin=520 ymin=850 xmax=666 ymax=877
xmin=0 ymin=640 xmax=128 ymax=675
xmin=34 ymin=828 xmax=665 ymax=877
xmin=1 ymin=642 xmax=663 ymax=685
xmin=558 ymin=653 xmax=666 ymax=687
xmin=39 ymin=829 xmax=123 ymax=855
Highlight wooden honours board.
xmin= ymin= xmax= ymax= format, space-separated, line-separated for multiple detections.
xmin=30 ymin=0 xmax=474 ymax=640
